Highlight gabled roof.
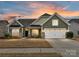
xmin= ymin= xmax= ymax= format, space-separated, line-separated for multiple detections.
xmin=18 ymin=19 xmax=36 ymax=27
xmin=66 ymin=16 xmax=79 ymax=20
xmin=69 ymin=19 xmax=79 ymax=24
xmin=40 ymin=13 xmax=51 ymax=17
xmin=51 ymin=13 xmax=70 ymax=25
xmin=30 ymin=13 xmax=51 ymax=26
xmin=0 ymin=20 xmax=8 ymax=25
xmin=31 ymin=12 xmax=70 ymax=26
xmin=9 ymin=20 xmax=23 ymax=27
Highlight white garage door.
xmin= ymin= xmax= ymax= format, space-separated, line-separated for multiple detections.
xmin=44 ymin=28 xmax=67 ymax=38
xmin=12 ymin=28 xmax=20 ymax=37
xmin=45 ymin=32 xmax=66 ymax=38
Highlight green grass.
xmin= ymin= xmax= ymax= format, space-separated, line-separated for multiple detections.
xmin=0 ymin=53 xmax=62 ymax=57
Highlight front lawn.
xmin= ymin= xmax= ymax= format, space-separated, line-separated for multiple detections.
xmin=0 ymin=39 xmax=52 ymax=48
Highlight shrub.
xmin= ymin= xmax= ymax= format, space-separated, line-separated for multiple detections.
xmin=66 ymin=31 xmax=74 ymax=39
xmin=4 ymin=33 xmax=11 ymax=39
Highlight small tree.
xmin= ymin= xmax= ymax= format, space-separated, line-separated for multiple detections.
xmin=66 ymin=31 xmax=74 ymax=39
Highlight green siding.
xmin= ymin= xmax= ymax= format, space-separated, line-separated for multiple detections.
xmin=43 ymin=15 xmax=68 ymax=29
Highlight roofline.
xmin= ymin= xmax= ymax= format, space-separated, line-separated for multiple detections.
xmin=68 ymin=19 xmax=79 ymax=24
xmin=18 ymin=18 xmax=37 ymax=20
xmin=16 ymin=20 xmax=23 ymax=27
xmin=0 ymin=20 xmax=9 ymax=24
xmin=41 ymin=12 xmax=70 ymax=26
xmin=40 ymin=14 xmax=54 ymax=25
xmin=8 ymin=19 xmax=23 ymax=27
xmin=30 ymin=13 xmax=51 ymax=25
xmin=55 ymin=13 xmax=70 ymax=25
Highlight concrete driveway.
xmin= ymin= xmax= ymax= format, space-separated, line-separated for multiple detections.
xmin=46 ymin=38 xmax=79 ymax=48
xmin=0 ymin=38 xmax=79 ymax=57
xmin=46 ymin=38 xmax=79 ymax=57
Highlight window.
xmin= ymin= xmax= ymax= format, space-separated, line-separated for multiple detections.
xmin=32 ymin=29 xmax=39 ymax=37
xmin=12 ymin=29 xmax=19 ymax=36
xmin=52 ymin=19 xmax=58 ymax=26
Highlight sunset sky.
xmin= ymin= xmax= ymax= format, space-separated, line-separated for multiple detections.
xmin=0 ymin=1 xmax=79 ymax=19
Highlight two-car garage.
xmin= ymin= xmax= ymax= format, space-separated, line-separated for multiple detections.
xmin=45 ymin=31 xmax=66 ymax=38
xmin=43 ymin=28 xmax=68 ymax=38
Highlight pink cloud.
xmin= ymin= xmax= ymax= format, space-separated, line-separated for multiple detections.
xmin=1 ymin=2 xmax=79 ymax=21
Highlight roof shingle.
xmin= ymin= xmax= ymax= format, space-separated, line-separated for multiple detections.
xmin=0 ymin=20 xmax=8 ymax=25
xmin=31 ymin=13 xmax=51 ymax=25
xmin=18 ymin=19 xmax=36 ymax=27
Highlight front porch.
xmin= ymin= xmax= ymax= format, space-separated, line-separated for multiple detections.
xmin=23 ymin=27 xmax=41 ymax=38
xmin=9 ymin=24 xmax=42 ymax=38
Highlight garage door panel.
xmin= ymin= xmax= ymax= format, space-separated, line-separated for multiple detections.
xmin=44 ymin=28 xmax=67 ymax=38
xmin=45 ymin=31 xmax=66 ymax=38
xmin=44 ymin=28 xmax=67 ymax=32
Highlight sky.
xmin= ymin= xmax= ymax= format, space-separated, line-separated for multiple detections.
xmin=0 ymin=1 xmax=79 ymax=20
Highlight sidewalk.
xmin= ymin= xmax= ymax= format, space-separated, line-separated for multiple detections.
xmin=0 ymin=39 xmax=79 ymax=57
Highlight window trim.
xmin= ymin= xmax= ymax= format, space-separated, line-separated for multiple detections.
xmin=52 ymin=19 xmax=58 ymax=26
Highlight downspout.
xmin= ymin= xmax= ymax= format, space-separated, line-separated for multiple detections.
xmin=67 ymin=20 xmax=70 ymax=31
xmin=7 ymin=25 xmax=10 ymax=34
xmin=41 ymin=25 xmax=44 ymax=38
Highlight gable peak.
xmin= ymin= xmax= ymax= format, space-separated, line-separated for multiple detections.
xmin=53 ymin=12 xmax=59 ymax=15
xmin=41 ymin=13 xmax=51 ymax=16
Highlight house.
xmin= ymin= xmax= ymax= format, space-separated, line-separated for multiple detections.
xmin=8 ymin=19 xmax=35 ymax=37
xmin=8 ymin=13 xmax=70 ymax=38
xmin=0 ymin=20 xmax=8 ymax=37
xmin=69 ymin=18 xmax=79 ymax=37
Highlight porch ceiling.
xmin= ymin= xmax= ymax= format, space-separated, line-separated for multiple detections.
xmin=28 ymin=27 xmax=41 ymax=29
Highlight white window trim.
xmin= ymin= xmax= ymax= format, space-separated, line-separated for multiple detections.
xmin=52 ymin=19 xmax=58 ymax=26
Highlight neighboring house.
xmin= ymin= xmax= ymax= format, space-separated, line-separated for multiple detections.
xmin=8 ymin=13 xmax=70 ymax=38
xmin=0 ymin=20 xmax=8 ymax=37
xmin=69 ymin=19 xmax=79 ymax=37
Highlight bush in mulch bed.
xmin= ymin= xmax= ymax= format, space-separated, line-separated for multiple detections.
xmin=66 ymin=31 xmax=74 ymax=39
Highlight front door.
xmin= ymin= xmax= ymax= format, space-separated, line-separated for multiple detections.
xmin=25 ymin=31 xmax=28 ymax=37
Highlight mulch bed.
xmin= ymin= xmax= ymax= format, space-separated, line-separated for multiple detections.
xmin=0 ymin=37 xmax=21 ymax=39
xmin=0 ymin=52 xmax=62 ymax=57
xmin=0 ymin=39 xmax=52 ymax=48
xmin=73 ymin=36 xmax=79 ymax=41
xmin=75 ymin=38 xmax=79 ymax=41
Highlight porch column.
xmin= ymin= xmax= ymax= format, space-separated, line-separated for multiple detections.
xmin=41 ymin=27 xmax=44 ymax=38
xmin=28 ymin=29 xmax=31 ymax=38
xmin=21 ymin=27 xmax=24 ymax=37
